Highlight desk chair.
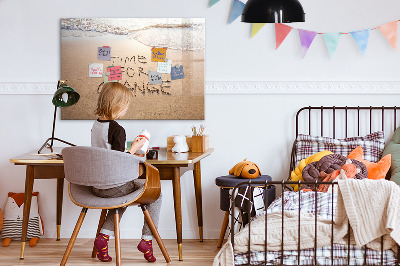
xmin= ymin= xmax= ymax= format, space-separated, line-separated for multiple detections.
xmin=60 ymin=146 xmax=171 ymax=265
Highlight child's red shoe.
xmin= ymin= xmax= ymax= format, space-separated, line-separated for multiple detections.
xmin=94 ymin=233 xmax=112 ymax=262
xmin=137 ymin=239 xmax=156 ymax=262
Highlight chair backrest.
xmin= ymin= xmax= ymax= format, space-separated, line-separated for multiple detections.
xmin=62 ymin=146 xmax=145 ymax=187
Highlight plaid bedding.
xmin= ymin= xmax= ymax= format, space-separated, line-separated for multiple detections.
xmin=234 ymin=191 xmax=397 ymax=265
xmin=294 ymin=131 xmax=385 ymax=166
xmin=234 ymin=244 xmax=397 ymax=265
xmin=266 ymin=190 xmax=336 ymax=220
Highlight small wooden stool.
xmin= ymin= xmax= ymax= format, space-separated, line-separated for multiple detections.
xmin=215 ymin=175 xmax=275 ymax=248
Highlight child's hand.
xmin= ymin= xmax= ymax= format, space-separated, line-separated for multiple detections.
xmin=128 ymin=137 xmax=147 ymax=155
xmin=134 ymin=149 xmax=149 ymax=157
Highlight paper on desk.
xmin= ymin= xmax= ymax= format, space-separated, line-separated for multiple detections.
xmin=31 ymin=153 xmax=63 ymax=159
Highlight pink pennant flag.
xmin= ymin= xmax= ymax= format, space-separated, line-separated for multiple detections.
xmin=275 ymin=23 xmax=293 ymax=49
xmin=298 ymin=29 xmax=317 ymax=58
xmin=378 ymin=21 xmax=398 ymax=50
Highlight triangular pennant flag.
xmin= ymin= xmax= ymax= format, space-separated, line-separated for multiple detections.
xmin=298 ymin=29 xmax=317 ymax=58
xmin=251 ymin=23 xmax=266 ymax=38
xmin=209 ymin=0 xmax=220 ymax=7
xmin=229 ymin=0 xmax=245 ymax=24
xmin=323 ymin=33 xmax=341 ymax=58
xmin=275 ymin=23 xmax=293 ymax=49
xmin=351 ymin=29 xmax=370 ymax=55
xmin=378 ymin=21 xmax=398 ymax=50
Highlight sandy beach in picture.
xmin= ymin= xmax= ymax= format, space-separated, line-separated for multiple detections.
xmin=60 ymin=18 xmax=205 ymax=120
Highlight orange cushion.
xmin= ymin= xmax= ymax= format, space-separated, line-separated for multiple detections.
xmin=347 ymin=146 xmax=391 ymax=180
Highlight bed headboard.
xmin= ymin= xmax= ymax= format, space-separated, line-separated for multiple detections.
xmin=295 ymin=106 xmax=400 ymax=138
xmin=290 ymin=106 xmax=400 ymax=179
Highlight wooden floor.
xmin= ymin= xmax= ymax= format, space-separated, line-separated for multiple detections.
xmin=0 ymin=239 xmax=221 ymax=265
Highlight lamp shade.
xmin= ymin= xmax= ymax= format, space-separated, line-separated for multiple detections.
xmin=52 ymin=84 xmax=80 ymax=107
xmin=241 ymin=0 xmax=305 ymax=23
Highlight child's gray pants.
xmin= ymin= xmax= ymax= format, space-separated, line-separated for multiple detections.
xmin=92 ymin=179 xmax=162 ymax=240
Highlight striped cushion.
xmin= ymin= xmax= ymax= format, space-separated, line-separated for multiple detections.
xmin=1 ymin=217 xmax=41 ymax=240
xmin=295 ymin=131 xmax=385 ymax=166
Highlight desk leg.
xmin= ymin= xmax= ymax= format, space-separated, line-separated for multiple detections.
xmin=56 ymin=178 xmax=64 ymax=241
xmin=20 ymin=165 xmax=35 ymax=259
xmin=172 ymin=167 xmax=183 ymax=261
xmin=193 ymin=161 xmax=203 ymax=242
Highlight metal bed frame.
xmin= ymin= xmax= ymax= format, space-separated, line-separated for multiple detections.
xmin=230 ymin=106 xmax=400 ymax=266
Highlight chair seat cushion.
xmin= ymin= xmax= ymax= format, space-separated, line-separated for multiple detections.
xmin=70 ymin=180 xmax=145 ymax=208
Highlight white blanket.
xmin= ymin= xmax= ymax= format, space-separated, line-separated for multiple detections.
xmin=335 ymin=178 xmax=400 ymax=251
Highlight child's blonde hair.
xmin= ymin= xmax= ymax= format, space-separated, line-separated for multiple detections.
xmin=95 ymin=82 xmax=133 ymax=120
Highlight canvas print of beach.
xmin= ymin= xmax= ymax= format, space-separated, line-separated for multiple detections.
xmin=60 ymin=18 xmax=205 ymax=120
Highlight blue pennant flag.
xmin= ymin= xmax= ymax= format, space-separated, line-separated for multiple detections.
xmin=229 ymin=0 xmax=245 ymax=24
xmin=351 ymin=29 xmax=371 ymax=55
xmin=323 ymin=33 xmax=341 ymax=58
xmin=209 ymin=0 xmax=221 ymax=7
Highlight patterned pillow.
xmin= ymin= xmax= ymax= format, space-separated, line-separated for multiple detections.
xmin=294 ymin=131 xmax=385 ymax=166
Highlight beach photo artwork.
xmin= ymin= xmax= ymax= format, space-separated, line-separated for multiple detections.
xmin=61 ymin=18 xmax=205 ymax=120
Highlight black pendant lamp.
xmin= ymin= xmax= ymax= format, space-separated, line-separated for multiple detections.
xmin=242 ymin=0 xmax=305 ymax=23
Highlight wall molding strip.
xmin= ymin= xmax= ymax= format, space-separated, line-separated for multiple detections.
xmin=206 ymin=81 xmax=400 ymax=94
xmin=1 ymin=81 xmax=400 ymax=95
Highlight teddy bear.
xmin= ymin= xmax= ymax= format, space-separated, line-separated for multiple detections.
xmin=172 ymin=135 xmax=189 ymax=153
xmin=229 ymin=159 xmax=261 ymax=179
xmin=1 ymin=192 xmax=44 ymax=247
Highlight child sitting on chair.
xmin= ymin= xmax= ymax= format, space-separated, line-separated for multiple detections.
xmin=91 ymin=82 xmax=162 ymax=263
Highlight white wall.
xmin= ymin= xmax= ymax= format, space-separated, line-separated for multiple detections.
xmin=1 ymin=0 xmax=400 ymax=240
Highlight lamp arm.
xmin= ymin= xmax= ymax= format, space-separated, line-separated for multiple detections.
xmin=50 ymin=80 xmax=61 ymax=148
xmin=50 ymin=105 xmax=57 ymax=148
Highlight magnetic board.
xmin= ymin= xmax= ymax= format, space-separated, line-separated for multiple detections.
xmin=61 ymin=18 xmax=205 ymax=120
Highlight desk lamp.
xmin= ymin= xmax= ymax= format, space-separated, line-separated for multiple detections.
xmin=241 ymin=0 xmax=305 ymax=23
xmin=38 ymin=80 xmax=80 ymax=154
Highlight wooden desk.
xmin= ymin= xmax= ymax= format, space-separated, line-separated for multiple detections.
xmin=10 ymin=147 xmax=213 ymax=261
xmin=9 ymin=148 xmax=64 ymax=259
xmin=147 ymin=148 xmax=213 ymax=260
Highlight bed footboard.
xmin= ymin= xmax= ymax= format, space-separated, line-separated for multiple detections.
xmin=230 ymin=180 xmax=400 ymax=266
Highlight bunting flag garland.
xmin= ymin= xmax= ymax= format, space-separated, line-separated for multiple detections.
xmin=323 ymin=33 xmax=341 ymax=58
xmin=378 ymin=21 xmax=398 ymax=50
xmin=351 ymin=29 xmax=370 ymax=55
xmin=229 ymin=0 xmax=245 ymax=24
xmin=298 ymin=30 xmax=317 ymax=58
xmin=251 ymin=23 xmax=266 ymax=38
xmin=275 ymin=23 xmax=293 ymax=49
xmin=208 ymin=3 xmax=400 ymax=58
xmin=209 ymin=0 xmax=220 ymax=8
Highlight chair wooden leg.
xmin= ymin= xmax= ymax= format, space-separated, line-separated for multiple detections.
xmin=91 ymin=209 xmax=108 ymax=258
xmin=60 ymin=208 xmax=88 ymax=266
xmin=114 ymin=210 xmax=121 ymax=266
xmin=141 ymin=205 xmax=171 ymax=263
xmin=217 ymin=211 xmax=230 ymax=248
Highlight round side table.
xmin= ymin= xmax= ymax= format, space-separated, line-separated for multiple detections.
xmin=215 ymin=175 xmax=275 ymax=248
